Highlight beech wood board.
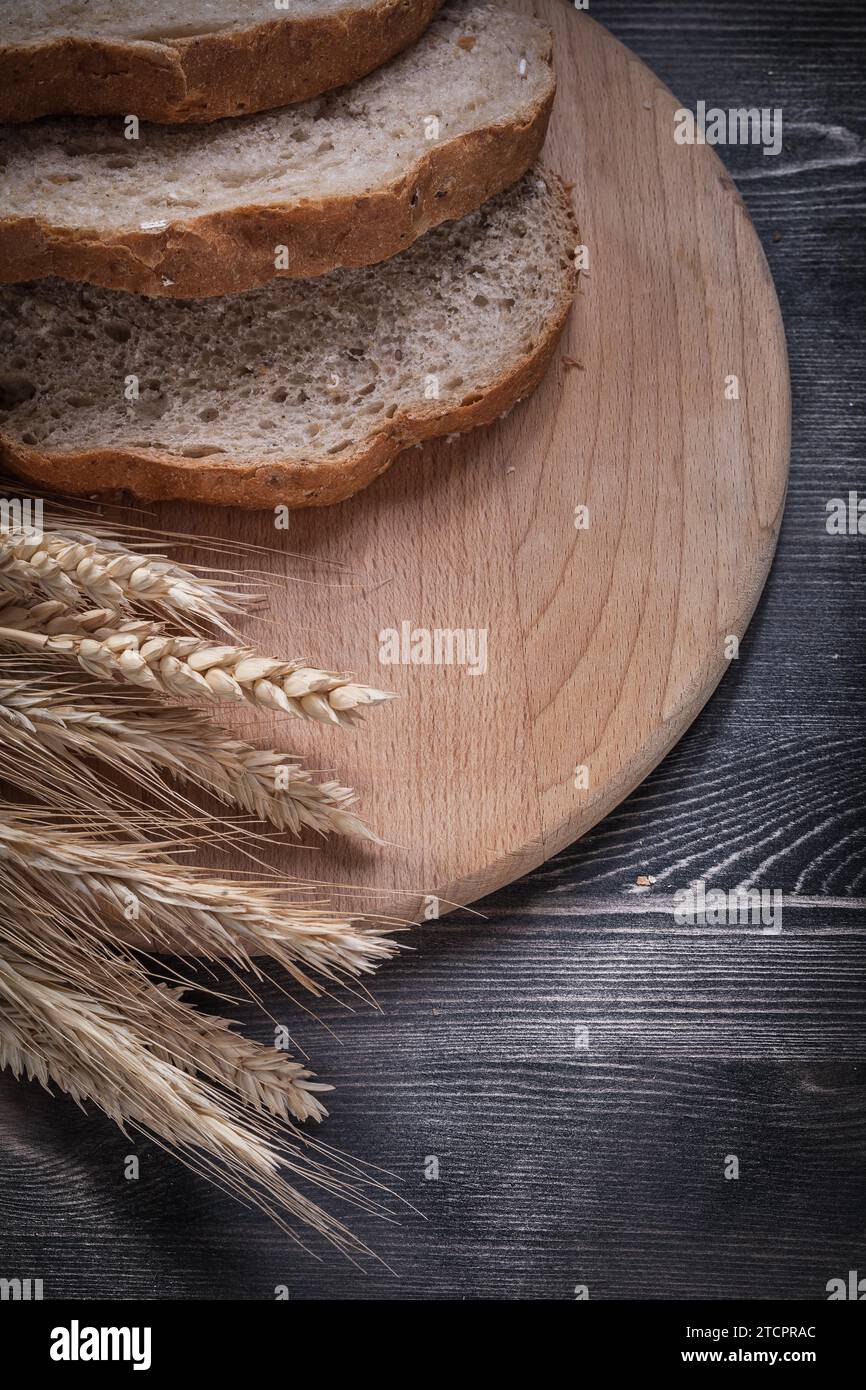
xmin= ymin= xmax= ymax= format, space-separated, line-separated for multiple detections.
xmin=150 ymin=3 xmax=790 ymax=925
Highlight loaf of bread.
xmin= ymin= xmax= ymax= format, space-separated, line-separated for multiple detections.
xmin=0 ymin=0 xmax=444 ymax=123
xmin=0 ymin=171 xmax=577 ymax=509
xmin=0 ymin=6 xmax=555 ymax=297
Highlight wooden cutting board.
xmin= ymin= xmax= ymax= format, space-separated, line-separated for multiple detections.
xmin=156 ymin=3 xmax=790 ymax=924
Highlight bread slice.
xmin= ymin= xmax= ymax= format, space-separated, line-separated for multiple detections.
xmin=0 ymin=0 xmax=443 ymax=124
xmin=0 ymin=171 xmax=577 ymax=510
xmin=0 ymin=6 xmax=555 ymax=298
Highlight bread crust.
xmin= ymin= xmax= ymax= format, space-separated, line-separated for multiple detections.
xmin=0 ymin=193 xmax=577 ymax=511
xmin=0 ymin=80 xmax=554 ymax=298
xmin=0 ymin=1 xmax=443 ymax=124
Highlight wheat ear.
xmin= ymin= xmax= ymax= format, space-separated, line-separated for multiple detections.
xmin=0 ymin=609 xmax=394 ymax=725
xmin=0 ymin=673 xmax=377 ymax=839
xmin=0 ymin=856 xmax=400 ymax=1255
xmin=0 ymin=809 xmax=400 ymax=995
xmin=0 ymin=947 xmax=385 ymax=1258
xmin=149 ymin=985 xmax=331 ymax=1124
xmin=0 ymin=892 xmax=331 ymax=1125
xmin=0 ymin=521 xmax=249 ymax=634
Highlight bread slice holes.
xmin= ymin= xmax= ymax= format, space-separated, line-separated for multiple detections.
xmin=326 ymin=440 xmax=352 ymax=454
xmin=104 ymin=318 xmax=131 ymax=344
xmin=198 ymin=406 xmax=219 ymax=422
xmin=0 ymin=373 xmax=37 ymax=409
xmin=270 ymin=387 xmax=288 ymax=403
xmin=67 ymin=393 xmax=95 ymax=409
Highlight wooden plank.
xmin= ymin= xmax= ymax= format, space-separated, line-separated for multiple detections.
xmin=3 ymin=1054 xmax=864 ymax=1299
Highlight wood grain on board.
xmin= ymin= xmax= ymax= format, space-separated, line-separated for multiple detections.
xmin=140 ymin=2 xmax=792 ymax=924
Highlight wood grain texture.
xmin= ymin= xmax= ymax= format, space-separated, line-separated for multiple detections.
xmin=0 ymin=0 xmax=862 ymax=1302
xmin=2 ymin=1049 xmax=864 ymax=1299
xmin=112 ymin=0 xmax=789 ymax=925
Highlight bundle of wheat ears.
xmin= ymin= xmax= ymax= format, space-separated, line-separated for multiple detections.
xmin=0 ymin=489 xmax=402 ymax=1262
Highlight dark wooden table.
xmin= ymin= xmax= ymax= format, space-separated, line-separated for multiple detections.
xmin=1 ymin=0 xmax=864 ymax=1300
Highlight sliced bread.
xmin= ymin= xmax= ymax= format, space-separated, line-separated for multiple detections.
xmin=0 ymin=6 xmax=556 ymax=297
xmin=0 ymin=171 xmax=578 ymax=510
xmin=0 ymin=1 xmax=444 ymax=124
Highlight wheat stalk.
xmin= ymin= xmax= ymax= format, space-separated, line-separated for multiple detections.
xmin=0 ymin=521 xmax=249 ymax=634
xmin=0 ymin=607 xmax=394 ymax=725
xmin=0 ymin=808 xmax=400 ymax=996
xmin=0 ymin=670 xmax=378 ymax=839
xmin=0 ymin=944 xmax=387 ymax=1258
xmin=0 ymin=484 xmax=402 ymax=1258
xmin=0 ymin=892 xmax=331 ymax=1126
xmin=0 ymin=854 xmax=401 ymax=1256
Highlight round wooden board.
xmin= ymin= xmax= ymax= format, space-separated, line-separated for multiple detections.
xmin=152 ymin=3 xmax=790 ymax=924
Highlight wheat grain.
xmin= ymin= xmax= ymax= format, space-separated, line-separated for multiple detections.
xmin=0 ymin=597 xmax=154 ymax=636
xmin=0 ymin=487 xmax=403 ymax=1259
xmin=0 ymin=898 xmax=332 ymax=1125
xmin=0 ymin=860 xmax=405 ymax=1255
xmin=0 ymin=521 xmax=249 ymax=634
xmin=0 ymin=609 xmax=394 ymax=724
xmin=0 ymin=671 xmax=378 ymax=839
xmin=0 ymin=946 xmax=382 ymax=1257
xmin=150 ymin=985 xmax=331 ymax=1124
xmin=0 ymin=808 xmax=400 ymax=995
